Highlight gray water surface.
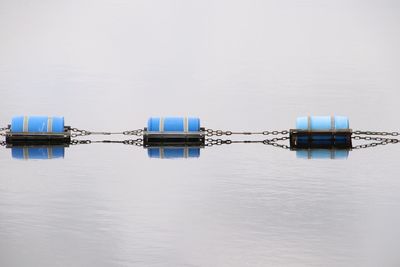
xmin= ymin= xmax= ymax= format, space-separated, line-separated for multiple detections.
xmin=1 ymin=1 xmax=400 ymax=266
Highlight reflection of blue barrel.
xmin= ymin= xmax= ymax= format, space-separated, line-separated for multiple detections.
xmin=296 ymin=116 xmax=349 ymax=131
xmin=296 ymin=149 xmax=349 ymax=159
xmin=147 ymin=117 xmax=200 ymax=132
xmin=148 ymin=147 xmax=200 ymax=159
xmin=11 ymin=116 xmax=65 ymax=133
xmin=12 ymin=146 xmax=65 ymax=160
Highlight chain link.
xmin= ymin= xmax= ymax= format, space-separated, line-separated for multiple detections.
xmin=262 ymin=136 xmax=291 ymax=150
xmin=122 ymin=139 xmax=143 ymax=146
xmin=0 ymin=141 xmax=6 ymax=146
xmin=70 ymin=139 xmax=92 ymax=145
xmin=205 ymin=130 xmax=232 ymax=136
xmin=353 ymin=130 xmax=400 ymax=137
xmin=205 ymin=136 xmax=290 ymax=149
xmin=70 ymin=128 xmax=144 ymax=137
xmin=0 ymin=126 xmax=9 ymax=136
xmin=353 ymin=141 xmax=389 ymax=150
xmin=123 ymin=129 xmax=144 ymax=136
xmin=204 ymin=129 xmax=289 ymax=137
xmin=70 ymin=128 xmax=92 ymax=137
xmin=261 ymin=130 xmax=289 ymax=136
xmin=352 ymin=135 xmax=399 ymax=150
xmin=352 ymin=136 xmax=398 ymax=142
xmin=70 ymin=138 xmax=144 ymax=146
xmin=205 ymin=138 xmax=233 ymax=146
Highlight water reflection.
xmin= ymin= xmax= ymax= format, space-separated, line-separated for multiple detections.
xmin=10 ymin=146 xmax=65 ymax=160
xmin=1 ymin=136 xmax=398 ymax=160
xmin=148 ymin=147 xmax=201 ymax=159
xmin=296 ymin=149 xmax=349 ymax=160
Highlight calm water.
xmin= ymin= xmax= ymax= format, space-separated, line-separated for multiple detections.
xmin=1 ymin=1 xmax=400 ymax=266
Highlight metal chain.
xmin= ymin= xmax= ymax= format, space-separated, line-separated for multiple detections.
xmin=353 ymin=130 xmax=400 ymax=137
xmin=205 ymin=136 xmax=290 ymax=150
xmin=206 ymin=138 xmax=277 ymax=146
xmin=352 ymin=135 xmax=399 ymax=150
xmin=70 ymin=138 xmax=144 ymax=146
xmin=204 ymin=129 xmax=289 ymax=137
xmin=352 ymin=136 xmax=399 ymax=142
xmin=122 ymin=129 xmax=144 ymax=136
xmin=262 ymin=136 xmax=291 ymax=150
xmin=70 ymin=128 xmax=143 ymax=137
xmin=353 ymin=141 xmax=390 ymax=150
xmin=0 ymin=141 xmax=6 ymax=146
xmin=70 ymin=139 xmax=92 ymax=145
xmin=122 ymin=139 xmax=143 ymax=146
xmin=70 ymin=128 xmax=92 ymax=137
xmin=205 ymin=138 xmax=233 ymax=146
xmin=0 ymin=126 xmax=9 ymax=136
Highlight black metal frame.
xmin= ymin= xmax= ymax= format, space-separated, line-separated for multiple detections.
xmin=143 ymin=127 xmax=205 ymax=147
xmin=5 ymin=126 xmax=71 ymax=146
xmin=289 ymin=129 xmax=352 ymax=149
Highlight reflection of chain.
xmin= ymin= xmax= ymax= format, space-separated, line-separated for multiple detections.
xmin=205 ymin=139 xmax=233 ymax=146
xmin=354 ymin=130 xmax=400 ymax=137
xmin=205 ymin=136 xmax=291 ymax=149
xmin=70 ymin=139 xmax=92 ymax=145
xmin=352 ymin=135 xmax=399 ymax=149
xmin=204 ymin=129 xmax=289 ymax=137
xmin=70 ymin=138 xmax=144 ymax=146
xmin=122 ymin=139 xmax=143 ymax=146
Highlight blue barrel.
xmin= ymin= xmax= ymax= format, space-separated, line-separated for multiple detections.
xmin=11 ymin=116 xmax=65 ymax=133
xmin=296 ymin=115 xmax=349 ymax=131
xmin=147 ymin=117 xmax=200 ymax=132
xmin=148 ymin=147 xmax=200 ymax=159
xmin=295 ymin=115 xmax=350 ymax=146
xmin=12 ymin=146 xmax=65 ymax=160
xmin=296 ymin=149 xmax=349 ymax=159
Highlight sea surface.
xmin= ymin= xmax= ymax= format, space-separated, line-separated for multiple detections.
xmin=0 ymin=1 xmax=400 ymax=266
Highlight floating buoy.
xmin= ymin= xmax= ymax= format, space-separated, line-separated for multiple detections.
xmin=290 ymin=115 xmax=352 ymax=149
xmin=147 ymin=117 xmax=200 ymax=132
xmin=11 ymin=116 xmax=65 ymax=133
xmin=144 ymin=117 xmax=204 ymax=146
xmin=7 ymin=116 xmax=70 ymax=145
xmin=12 ymin=146 xmax=65 ymax=160
xmin=147 ymin=147 xmax=200 ymax=159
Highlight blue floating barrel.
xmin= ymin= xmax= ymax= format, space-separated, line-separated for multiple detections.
xmin=292 ymin=115 xmax=351 ymax=148
xmin=296 ymin=115 xmax=349 ymax=131
xmin=148 ymin=147 xmax=200 ymax=159
xmin=12 ymin=146 xmax=65 ymax=160
xmin=296 ymin=149 xmax=349 ymax=160
xmin=11 ymin=116 xmax=65 ymax=133
xmin=147 ymin=117 xmax=200 ymax=132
